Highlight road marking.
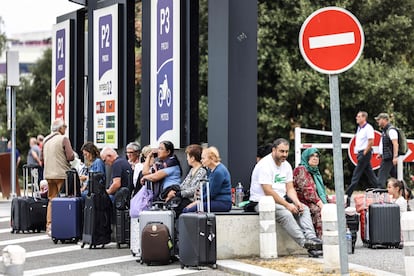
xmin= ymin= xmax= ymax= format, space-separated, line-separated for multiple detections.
xmin=0 ymin=235 xmax=50 ymax=246
xmin=0 ymin=217 xmax=10 ymax=222
xmin=135 ymin=268 xmax=205 ymax=276
xmin=0 ymin=228 xmax=12 ymax=233
xmin=24 ymin=255 xmax=136 ymax=276
xmin=309 ymin=32 xmax=355 ymax=49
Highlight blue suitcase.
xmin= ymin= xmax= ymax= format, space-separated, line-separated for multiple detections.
xmin=51 ymin=197 xmax=83 ymax=244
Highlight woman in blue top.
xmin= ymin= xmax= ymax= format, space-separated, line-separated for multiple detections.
xmin=141 ymin=140 xmax=182 ymax=201
xmin=80 ymin=141 xmax=106 ymax=198
xmin=183 ymin=146 xmax=232 ymax=213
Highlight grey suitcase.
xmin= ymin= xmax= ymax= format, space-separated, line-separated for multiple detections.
xmin=138 ymin=209 xmax=175 ymax=262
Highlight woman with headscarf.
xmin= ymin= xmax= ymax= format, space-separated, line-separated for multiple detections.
xmin=293 ymin=148 xmax=329 ymax=238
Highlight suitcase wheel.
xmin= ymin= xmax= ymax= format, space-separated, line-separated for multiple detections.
xmin=53 ymin=239 xmax=58 ymax=244
xmin=81 ymin=243 xmax=85 ymax=248
xmin=117 ymin=243 xmax=121 ymax=249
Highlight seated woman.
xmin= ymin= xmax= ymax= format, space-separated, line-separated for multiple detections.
xmin=140 ymin=140 xmax=182 ymax=202
xmin=164 ymin=144 xmax=207 ymax=216
xmin=293 ymin=148 xmax=329 ymax=238
xmin=183 ymin=146 xmax=232 ymax=213
xmin=79 ymin=141 xmax=106 ymax=198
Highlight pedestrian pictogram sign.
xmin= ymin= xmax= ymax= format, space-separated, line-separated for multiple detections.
xmin=299 ymin=7 xmax=364 ymax=74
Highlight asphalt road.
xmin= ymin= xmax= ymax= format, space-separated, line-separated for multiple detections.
xmin=0 ymin=200 xmax=232 ymax=276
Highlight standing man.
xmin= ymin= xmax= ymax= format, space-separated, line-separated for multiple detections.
xmin=345 ymin=111 xmax=378 ymax=207
xmin=42 ymin=119 xmax=75 ymax=235
xmin=376 ymin=113 xmax=399 ymax=188
xmin=249 ymin=138 xmax=323 ymax=258
xmin=100 ymin=147 xmax=131 ymax=201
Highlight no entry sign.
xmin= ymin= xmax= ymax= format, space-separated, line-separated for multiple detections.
xmin=299 ymin=7 xmax=364 ymax=74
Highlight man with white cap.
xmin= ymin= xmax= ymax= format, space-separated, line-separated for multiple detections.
xmin=375 ymin=112 xmax=398 ymax=188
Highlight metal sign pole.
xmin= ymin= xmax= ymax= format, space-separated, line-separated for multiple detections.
xmin=10 ymin=86 xmax=17 ymax=198
xmin=329 ymin=74 xmax=349 ymax=275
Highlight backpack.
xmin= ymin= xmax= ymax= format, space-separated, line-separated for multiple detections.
xmin=386 ymin=126 xmax=408 ymax=156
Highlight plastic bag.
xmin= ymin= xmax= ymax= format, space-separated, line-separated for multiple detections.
xmin=129 ymin=184 xmax=153 ymax=218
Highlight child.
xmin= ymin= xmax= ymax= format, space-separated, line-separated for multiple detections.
xmin=39 ymin=179 xmax=48 ymax=199
xmin=387 ymin=178 xmax=407 ymax=213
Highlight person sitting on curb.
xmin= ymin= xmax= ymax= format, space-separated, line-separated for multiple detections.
xmin=249 ymin=138 xmax=323 ymax=258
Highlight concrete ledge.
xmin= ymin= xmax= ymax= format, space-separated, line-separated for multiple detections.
xmin=216 ymin=212 xmax=306 ymax=259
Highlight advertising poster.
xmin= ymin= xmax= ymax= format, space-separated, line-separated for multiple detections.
xmin=150 ymin=0 xmax=180 ymax=147
xmin=52 ymin=20 xmax=71 ymax=134
xmin=93 ymin=4 xmax=119 ymax=148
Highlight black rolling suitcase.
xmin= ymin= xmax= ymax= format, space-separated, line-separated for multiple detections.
xmin=178 ymin=179 xmax=217 ymax=269
xmin=60 ymin=168 xmax=81 ymax=197
xmin=367 ymin=203 xmax=400 ymax=248
xmin=11 ymin=164 xmax=47 ymax=233
xmin=81 ymin=172 xmax=112 ymax=249
xmin=362 ymin=188 xmax=400 ymax=248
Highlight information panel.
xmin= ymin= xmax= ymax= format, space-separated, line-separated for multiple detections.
xmin=150 ymin=0 xmax=180 ymax=147
xmin=93 ymin=4 xmax=119 ymax=148
xmin=52 ymin=20 xmax=71 ymax=133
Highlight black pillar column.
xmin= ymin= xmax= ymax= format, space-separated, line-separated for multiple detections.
xmin=208 ymin=0 xmax=257 ymax=188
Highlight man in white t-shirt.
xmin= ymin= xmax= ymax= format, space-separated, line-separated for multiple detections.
xmin=249 ymin=138 xmax=322 ymax=257
xmin=345 ymin=111 xmax=378 ymax=207
xmin=375 ymin=113 xmax=399 ymax=188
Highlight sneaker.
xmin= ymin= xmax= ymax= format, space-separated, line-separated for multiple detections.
xmin=304 ymin=238 xmax=322 ymax=251
xmin=308 ymin=249 xmax=323 ymax=258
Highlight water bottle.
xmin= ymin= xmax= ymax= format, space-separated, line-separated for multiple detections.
xmin=346 ymin=227 xmax=353 ymax=254
xmin=235 ymin=182 xmax=244 ymax=207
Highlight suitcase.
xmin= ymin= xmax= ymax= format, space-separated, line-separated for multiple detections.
xmin=141 ymin=222 xmax=173 ymax=265
xmin=346 ymin=213 xmax=359 ymax=253
xmin=130 ymin=217 xmax=140 ymax=256
xmin=51 ymin=197 xmax=83 ymax=243
xmin=61 ymin=169 xmax=81 ymax=197
xmin=139 ymin=209 xmax=175 ymax=264
xmin=367 ymin=203 xmax=400 ymax=248
xmin=10 ymin=165 xmax=48 ymax=233
xmin=10 ymin=197 xmax=48 ymax=233
xmin=178 ymin=179 xmax=217 ymax=269
xmin=115 ymin=209 xmax=131 ymax=248
xmin=81 ymin=193 xmax=112 ymax=249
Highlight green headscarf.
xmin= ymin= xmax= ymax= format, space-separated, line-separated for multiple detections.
xmin=299 ymin=148 xmax=328 ymax=204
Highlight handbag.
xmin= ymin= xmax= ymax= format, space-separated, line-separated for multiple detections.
xmin=129 ymin=184 xmax=153 ymax=218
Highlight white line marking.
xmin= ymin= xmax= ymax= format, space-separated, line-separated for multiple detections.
xmin=135 ymin=268 xmax=206 ymax=276
xmin=309 ymin=32 xmax=355 ymax=49
xmin=0 ymin=244 xmax=83 ymax=262
xmin=0 ymin=217 xmax=10 ymax=222
xmin=0 ymin=228 xmax=12 ymax=233
xmin=24 ymin=255 xmax=136 ymax=276
xmin=0 ymin=235 xmax=50 ymax=246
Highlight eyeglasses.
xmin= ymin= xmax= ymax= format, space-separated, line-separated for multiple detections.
xmin=125 ymin=151 xmax=135 ymax=154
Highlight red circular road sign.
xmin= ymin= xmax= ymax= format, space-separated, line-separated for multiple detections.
xmin=299 ymin=7 xmax=364 ymax=74
xmin=348 ymin=130 xmax=382 ymax=170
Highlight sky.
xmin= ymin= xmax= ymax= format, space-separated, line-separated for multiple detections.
xmin=0 ymin=0 xmax=83 ymax=36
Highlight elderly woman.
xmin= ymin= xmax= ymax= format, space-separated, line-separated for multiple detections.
xmin=125 ymin=142 xmax=141 ymax=170
xmin=183 ymin=146 xmax=232 ymax=213
xmin=164 ymin=144 xmax=207 ymax=216
xmin=293 ymin=148 xmax=329 ymax=238
xmin=140 ymin=140 xmax=182 ymax=201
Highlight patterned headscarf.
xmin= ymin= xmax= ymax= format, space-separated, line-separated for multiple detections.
xmin=299 ymin=148 xmax=327 ymax=203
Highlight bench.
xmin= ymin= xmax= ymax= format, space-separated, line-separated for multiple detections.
xmin=215 ymin=209 xmax=307 ymax=259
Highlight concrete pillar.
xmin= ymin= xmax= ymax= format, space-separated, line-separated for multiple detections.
xmin=2 ymin=245 xmax=25 ymax=276
xmin=401 ymin=211 xmax=414 ymax=275
xmin=258 ymin=196 xmax=277 ymax=258
xmin=322 ymin=203 xmax=340 ymax=273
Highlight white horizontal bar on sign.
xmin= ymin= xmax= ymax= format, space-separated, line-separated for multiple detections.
xmin=309 ymin=32 xmax=355 ymax=49
xmin=301 ymin=143 xmax=350 ymax=149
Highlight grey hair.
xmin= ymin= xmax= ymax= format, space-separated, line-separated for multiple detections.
xmin=51 ymin=118 xmax=65 ymax=132
xmin=126 ymin=142 xmax=141 ymax=152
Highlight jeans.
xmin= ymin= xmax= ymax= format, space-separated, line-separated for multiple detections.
xmin=377 ymin=159 xmax=397 ymax=188
xmin=346 ymin=151 xmax=378 ymax=198
xmin=256 ymin=203 xmax=317 ymax=247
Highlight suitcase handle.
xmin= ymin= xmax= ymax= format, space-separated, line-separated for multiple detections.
xmin=198 ymin=178 xmax=210 ymax=213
